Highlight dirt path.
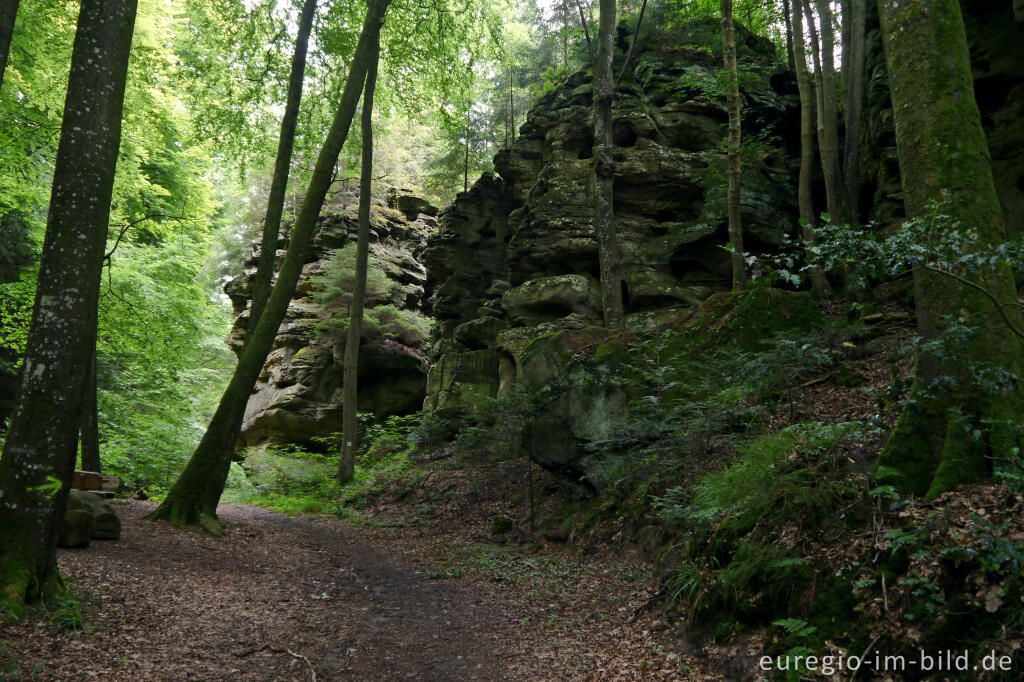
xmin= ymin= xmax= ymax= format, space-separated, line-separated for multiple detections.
xmin=1 ymin=501 xmax=727 ymax=681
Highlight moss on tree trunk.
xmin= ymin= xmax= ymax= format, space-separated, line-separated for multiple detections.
xmin=593 ymin=0 xmax=624 ymax=329
xmin=720 ymin=0 xmax=746 ymax=291
xmin=0 ymin=0 xmax=136 ymax=619
xmin=875 ymin=0 xmax=1024 ymax=498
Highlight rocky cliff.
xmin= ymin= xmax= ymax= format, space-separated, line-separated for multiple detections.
xmin=423 ymin=19 xmax=799 ymax=417
xmin=227 ymin=192 xmax=437 ymax=451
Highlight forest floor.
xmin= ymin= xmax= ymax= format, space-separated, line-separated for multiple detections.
xmin=0 ymin=493 xmax=744 ymax=681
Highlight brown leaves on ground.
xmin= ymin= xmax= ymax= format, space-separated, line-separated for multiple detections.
xmin=0 ymin=492 xmax=729 ymax=681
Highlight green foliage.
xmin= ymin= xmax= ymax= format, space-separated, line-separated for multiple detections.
xmin=660 ymin=422 xmax=868 ymax=633
xmin=671 ymin=422 xmax=862 ymax=531
xmin=311 ymin=242 xmax=430 ymax=348
xmin=95 ymin=240 xmax=235 ymax=493
xmin=225 ymin=413 xmax=424 ymax=515
xmin=0 ymin=265 xmax=37 ymax=367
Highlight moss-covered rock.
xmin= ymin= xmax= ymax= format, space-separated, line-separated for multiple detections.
xmin=228 ymin=194 xmax=433 ymax=451
xmin=57 ymin=491 xmax=121 ymax=547
xmin=423 ymin=19 xmax=798 ymax=418
xmin=681 ymin=287 xmax=824 ymax=352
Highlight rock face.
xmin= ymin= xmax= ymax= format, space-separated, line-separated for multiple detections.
xmin=228 ymin=195 xmax=436 ymax=451
xmin=423 ymin=19 xmax=799 ymax=416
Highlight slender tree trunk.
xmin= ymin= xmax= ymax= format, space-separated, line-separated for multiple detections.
xmin=338 ymin=37 xmax=379 ymax=484
xmin=149 ymin=0 xmax=391 ymax=526
xmin=593 ymin=0 xmax=624 ymax=328
xmin=721 ymin=0 xmax=745 ymax=291
xmin=803 ymin=1 xmax=827 ymax=187
xmin=464 ymin=110 xmax=470 ymax=193
xmin=875 ymin=0 xmax=1024 ymax=498
xmin=0 ymin=0 xmax=18 ymax=91
xmin=842 ymin=0 xmax=867 ymax=224
xmin=791 ymin=0 xmax=832 ymax=295
xmin=79 ymin=349 xmax=100 ymax=473
xmin=0 ymin=0 xmax=136 ymax=620
xmin=246 ymin=0 xmax=318 ymax=341
xmin=782 ymin=0 xmax=795 ymax=72
xmin=509 ymin=65 xmax=515 ymax=144
xmin=812 ymin=0 xmax=849 ymax=224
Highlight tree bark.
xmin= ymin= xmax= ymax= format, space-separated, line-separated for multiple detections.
xmin=875 ymin=0 xmax=1024 ymax=498
xmin=0 ymin=0 xmax=18 ymax=91
xmin=149 ymin=0 xmax=391 ymax=526
xmin=782 ymin=0 xmax=795 ymax=72
xmin=842 ymin=0 xmax=867 ymax=224
xmin=79 ymin=349 xmax=101 ymax=473
xmin=720 ymin=0 xmax=745 ymax=291
xmin=803 ymin=2 xmax=827 ymax=194
xmin=246 ymin=0 xmax=318 ymax=342
xmin=338 ymin=34 xmax=379 ymax=484
xmin=0 ymin=0 xmax=136 ymax=619
xmin=593 ymin=0 xmax=624 ymax=328
xmin=791 ymin=0 xmax=832 ymax=296
xmin=812 ymin=0 xmax=849 ymax=224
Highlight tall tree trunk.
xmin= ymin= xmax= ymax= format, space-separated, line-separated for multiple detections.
xmin=721 ymin=0 xmax=745 ymax=291
xmin=593 ymin=0 xmax=624 ymax=328
xmin=149 ymin=0 xmax=391 ymax=526
xmin=338 ymin=36 xmax=379 ymax=484
xmin=803 ymin=1 xmax=827 ymax=191
xmin=0 ymin=0 xmax=136 ymax=619
xmin=509 ymin=65 xmax=515 ymax=145
xmin=246 ymin=0 xmax=318 ymax=341
xmin=875 ymin=0 xmax=1023 ymax=498
xmin=79 ymin=349 xmax=100 ymax=473
xmin=463 ymin=109 xmax=470 ymax=193
xmin=791 ymin=0 xmax=832 ymax=295
xmin=842 ymin=0 xmax=867 ymax=224
xmin=812 ymin=0 xmax=849 ymax=224
xmin=0 ymin=0 xmax=18 ymax=91
xmin=782 ymin=0 xmax=795 ymax=72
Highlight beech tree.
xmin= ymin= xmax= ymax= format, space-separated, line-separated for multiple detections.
xmin=0 ymin=0 xmax=17 ymax=90
xmin=809 ymin=0 xmax=847 ymax=224
xmin=592 ymin=0 xmax=624 ymax=328
xmin=0 ymin=0 xmax=137 ymax=619
xmin=246 ymin=0 xmax=318 ymax=342
xmin=875 ymin=0 xmax=1024 ymax=497
xmin=150 ymin=0 xmax=392 ymax=525
xmin=841 ymin=0 xmax=867 ymax=224
xmin=79 ymin=350 xmax=100 ymax=473
xmin=339 ymin=31 xmax=381 ymax=484
xmin=720 ymin=0 xmax=745 ymax=291
xmin=790 ymin=0 xmax=831 ymax=295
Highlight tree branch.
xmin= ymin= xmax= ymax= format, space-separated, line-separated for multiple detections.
xmin=615 ymin=0 xmax=648 ymax=88
xmin=574 ymin=0 xmax=594 ymax=60
xmin=920 ymin=263 xmax=1024 ymax=341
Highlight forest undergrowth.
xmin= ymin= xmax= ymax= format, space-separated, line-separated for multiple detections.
xmin=217 ymin=275 xmax=1024 ymax=680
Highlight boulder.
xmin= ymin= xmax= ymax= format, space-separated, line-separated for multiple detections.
xmin=58 ymin=509 xmax=94 ymax=548
xmin=501 ymin=274 xmax=602 ymax=326
xmin=58 ymin=490 xmax=121 ymax=547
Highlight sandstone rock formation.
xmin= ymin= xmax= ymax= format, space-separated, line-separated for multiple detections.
xmin=423 ymin=19 xmax=799 ymax=417
xmin=227 ymin=194 xmax=435 ymax=452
